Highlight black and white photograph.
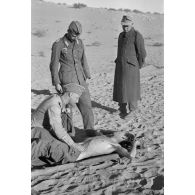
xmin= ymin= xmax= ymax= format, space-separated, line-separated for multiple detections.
xmin=2 ymin=0 xmax=195 ymax=195
xmin=31 ymin=0 xmax=164 ymax=194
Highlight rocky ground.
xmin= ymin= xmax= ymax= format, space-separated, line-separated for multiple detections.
xmin=31 ymin=1 xmax=164 ymax=194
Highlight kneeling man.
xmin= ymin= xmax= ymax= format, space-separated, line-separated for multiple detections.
xmin=31 ymin=83 xmax=86 ymax=167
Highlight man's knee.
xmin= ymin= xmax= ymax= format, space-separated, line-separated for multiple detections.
xmin=31 ymin=127 xmax=54 ymax=141
xmin=51 ymin=142 xmax=80 ymax=164
xmin=77 ymin=94 xmax=93 ymax=113
xmin=31 ymin=127 xmax=43 ymax=139
xmin=79 ymin=92 xmax=91 ymax=106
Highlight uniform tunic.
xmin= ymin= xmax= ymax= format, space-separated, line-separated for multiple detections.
xmin=49 ymin=34 xmax=94 ymax=130
xmin=113 ymin=28 xmax=146 ymax=104
xmin=31 ymin=94 xmax=75 ymax=146
xmin=50 ymin=34 xmax=91 ymax=86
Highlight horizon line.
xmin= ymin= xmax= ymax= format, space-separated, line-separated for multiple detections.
xmin=39 ymin=0 xmax=164 ymax=14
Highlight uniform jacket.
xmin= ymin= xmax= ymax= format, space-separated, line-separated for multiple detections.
xmin=113 ymin=28 xmax=146 ymax=103
xmin=31 ymin=94 xmax=75 ymax=144
xmin=50 ymin=34 xmax=91 ymax=86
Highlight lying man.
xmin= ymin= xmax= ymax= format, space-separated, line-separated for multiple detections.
xmin=32 ymin=127 xmax=138 ymax=168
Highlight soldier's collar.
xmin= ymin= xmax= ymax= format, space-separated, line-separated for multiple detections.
xmin=64 ymin=33 xmax=79 ymax=45
xmin=59 ymin=95 xmax=72 ymax=114
xmin=63 ymin=35 xmax=69 ymax=47
xmin=63 ymin=34 xmax=70 ymax=46
xmin=59 ymin=95 xmax=68 ymax=112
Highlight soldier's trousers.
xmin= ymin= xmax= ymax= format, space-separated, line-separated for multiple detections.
xmin=76 ymin=84 xmax=94 ymax=130
xmin=31 ymin=127 xmax=80 ymax=168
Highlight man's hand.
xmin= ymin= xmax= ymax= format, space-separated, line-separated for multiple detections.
xmin=75 ymin=143 xmax=85 ymax=152
xmin=55 ymin=84 xmax=63 ymax=94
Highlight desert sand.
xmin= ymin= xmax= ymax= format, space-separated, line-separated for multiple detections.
xmin=31 ymin=0 xmax=164 ymax=194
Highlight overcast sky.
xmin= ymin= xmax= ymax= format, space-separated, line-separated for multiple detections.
xmin=44 ymin=0 xmax=164 ymax=13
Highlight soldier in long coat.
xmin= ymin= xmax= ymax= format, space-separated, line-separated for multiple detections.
xmin=113 ymin=15 xmax=146 ymax=118
xmin=50 ymin=21 xmax=95 ymax=132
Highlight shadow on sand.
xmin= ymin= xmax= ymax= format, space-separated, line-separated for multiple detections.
xmin=31 ymin=89 xmax=52 ymax=96
xmin=91 ymin=101 xmax=117 ymax=114
xmin=73 ymin=128 xmax=116 ymax=143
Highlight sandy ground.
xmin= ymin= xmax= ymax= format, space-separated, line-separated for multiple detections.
xmin=31 ymin=0 xmax=164 ymax=194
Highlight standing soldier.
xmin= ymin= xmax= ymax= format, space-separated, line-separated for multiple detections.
xmin=113 ymin=15 xmax=146 ymax=118
xmin=50 ymin=21 xmax=95 ymax=133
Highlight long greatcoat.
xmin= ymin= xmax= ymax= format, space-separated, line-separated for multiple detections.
xmin=113 ymin=28 xmax=146 ymax=103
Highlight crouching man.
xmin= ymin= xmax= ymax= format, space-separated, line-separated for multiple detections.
xmin=31 ymin=83 xmax=86 ymax=167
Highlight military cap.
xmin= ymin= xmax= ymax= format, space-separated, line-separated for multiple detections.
xmin=121 ymin=15 xmax=133 ymax=26
xmin=68 ymin=21 xmax=82 ymax=35
xmin=63 ymin=83 xmax=85 ymax=96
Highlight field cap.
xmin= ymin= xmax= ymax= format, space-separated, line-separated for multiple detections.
xmin=68 ymin=21 xmax=82 ymax=35
xmin=63 ymin=83 xmax=85 ymax=96
xmin=121 ymin=15 xmax=133 ymax=26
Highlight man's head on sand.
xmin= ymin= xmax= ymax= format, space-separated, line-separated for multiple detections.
xmin=67 ymin=21 xmax=82 ymax=41
xmin=121 ymin=15 xmax=133 ymax=33
xmin=61 ymin=83 xmax=85 ymax=107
